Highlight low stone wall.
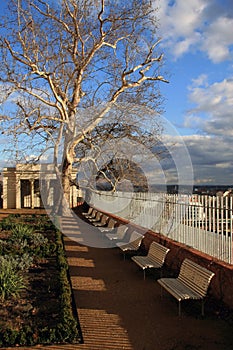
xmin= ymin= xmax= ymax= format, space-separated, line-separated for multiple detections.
xmin=142 ymin=230 xmax=233 ymax=310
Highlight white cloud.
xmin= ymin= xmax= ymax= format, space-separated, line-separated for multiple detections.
xmin=154 ymin=132 xmax=233 ymax=184
xmin=157 ymin=0 xmax=233 ymax=63
xmin=216 ymin=162 xmax=232 ymax=169
xmin=186 ymin=76 xmax=233 ymax=136
xmin=191 ymin=74 xmax=208 ymax=87
xmin=158 ymin=0 xmax=207 ymax=37
xmin=173 ymin=34 xmax=200 ymax=57
xmin=203 ymin=16 xmax=233 ymax=63
xmin=182 ymin=134 xmax=233 ymax=184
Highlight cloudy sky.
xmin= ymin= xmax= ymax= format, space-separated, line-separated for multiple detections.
xmin=157 ymin=0 xmax=233 ymax=185
xmin=0 ymin=0 xmax=233 ymax=187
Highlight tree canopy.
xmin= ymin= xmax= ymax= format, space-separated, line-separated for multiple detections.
xmin=0 ymin=0 xmax=168 ymax=211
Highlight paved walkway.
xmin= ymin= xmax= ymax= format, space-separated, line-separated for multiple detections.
xmin=1 ymin=209 xmax=233 ymax=350
xmin=59 ymin=213 xmax=233 ymax=350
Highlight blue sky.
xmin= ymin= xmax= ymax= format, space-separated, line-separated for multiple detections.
xmin=0 ymin=0 xmax=233 ymax=186
xmin=156 ymin=0 xmax=233 ymax=185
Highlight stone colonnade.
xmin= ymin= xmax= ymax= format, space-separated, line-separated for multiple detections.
xmin=2 ymin=164 xmax=81 ymax=209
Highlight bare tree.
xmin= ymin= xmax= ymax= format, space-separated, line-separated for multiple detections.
xmin=75 ymin=103 xmax=167 ymax=192
xmin=0 ymin=0 xmax=168 ymax=212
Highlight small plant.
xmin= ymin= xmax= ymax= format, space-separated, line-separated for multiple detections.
xmin=2 ymin=254 xmax=33 ymax=271
xmin=8 ymin=224 xmax=34 ymax=254
xmin=29 ymin=232 xmax=48 ymax=247
xmin=0 ymin=239 xmax=8 ymax=255
xmin=35 ymin=215 xmax=49 ymax=229
xmin=10 ymin=223 xmax=34 ymax=240
xmin=0 ymin=216 xmax=16 ymax=231
xmin=0 ymin=256 xmax=26 ymax=301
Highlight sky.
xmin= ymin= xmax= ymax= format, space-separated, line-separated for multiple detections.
xmin=156 ymin=0 xmax=233 ymax=186
xmin=0 ymin=0 xmax=233 ymax=186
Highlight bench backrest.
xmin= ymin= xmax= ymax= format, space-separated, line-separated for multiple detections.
xmin=107 ymin=218 xmax=117 ymax=228
xmin=85 ymin=207 xmax=93 ymax=215
xmin=129 ymin=231 xmax=143 ymax=249
xmin=116 ymin=225 xmax=128 ymax=239
xmin=90 ymin=209 xmax=97 ymax=218
xmin=100 ymin=214 xmax=109 ymax=224
xmin=95 ymin=211 xmax=102 ymax=221
xmin=178 ymin=259 xmax=215 ymax=297
xmin=148 ymin=242 xmax=170 ymax=266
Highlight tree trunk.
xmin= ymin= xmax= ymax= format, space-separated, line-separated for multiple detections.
xmin=61 ymin=155 xmax=73 ymax=214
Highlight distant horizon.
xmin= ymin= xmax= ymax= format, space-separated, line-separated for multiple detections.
xmin=0 ymin=168 xmax=232 ymax=189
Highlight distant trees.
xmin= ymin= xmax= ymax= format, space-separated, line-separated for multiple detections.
xmin=0 ymin=0 xmax=168 ymax=212
xmin=95 ymin=158 xmax=149 ymax=192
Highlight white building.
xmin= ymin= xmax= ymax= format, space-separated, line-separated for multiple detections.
xmin=2 ymin=164 xmax=81 ymax=209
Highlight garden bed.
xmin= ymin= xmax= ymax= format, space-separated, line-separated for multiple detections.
xmin=0 ymin=214 xmax=82 ymax=347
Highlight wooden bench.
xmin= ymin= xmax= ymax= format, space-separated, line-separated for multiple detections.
xmin=116 ymin=231 xmax=143 ymax=259
xmin=132 ymin=241 xmax=170 ymax=280
xmin=82 ymin=207 xmax=93 ymax=217
xmin=106 ymin=225 xmax=128 ymax=241
xmin=157 ymin=258 xmax=215 ymax=316
xmin=85 ymin=208 xmax=97 ymax=219
xmin=93 ymin=214 xmax=109 ymax=227
xmin=98 ymin=218 xmax=117 ymax=232
xmin=89 ymin=211 xmax=102 ymax=223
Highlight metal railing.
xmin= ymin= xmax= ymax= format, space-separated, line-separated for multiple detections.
xmin=87 ymin=190 xmax=233 ymax=264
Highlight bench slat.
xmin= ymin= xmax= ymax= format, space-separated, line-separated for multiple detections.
xmin=158 ymin=278 xmax=202 ymax=301
xmin=178 ymin=260 xmax=214 ymax=297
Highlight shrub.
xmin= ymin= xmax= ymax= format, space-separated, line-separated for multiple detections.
xmin=0 ymin=256 xmax=26 ymax=301
xmin=8 ymin=223 xmax=33 ymax=252
xmin=2 ymin=253 xmax=33 ymax=271
xmin=10 ymin=223 xmax=34 ymax=240
xmin=0 ymin=216 xmax=16 ymax=231
xmin=0 ymin=239 xmax=7 ymax=255
xmin=29 ymin=231 xmax=48 ymax=247
xmin=55 ymin=229 xmax=80 ymax=342
xmin=7 ymin=223 xmax=53 ymax=258
xmin=0 ymin=329 xmax=18 ymax=347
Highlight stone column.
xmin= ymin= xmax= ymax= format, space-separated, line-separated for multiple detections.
xmin=30 ymin=179 xmax=35 ymax=209
xmin=16 ymin=173 xmax=21 ymax=209
xmin=3 ymin=176 xmax=8 ymax=209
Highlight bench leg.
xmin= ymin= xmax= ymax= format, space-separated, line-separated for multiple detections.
xmin=201 ymin=300 xmax=205 ymax=317
xmin=143 ymin=268 xmax=146 ymax=280
xmin=160 ymin=285 xmax=164 ymax=298
xmin=178 ymin=300 xmax=181 ymax=317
